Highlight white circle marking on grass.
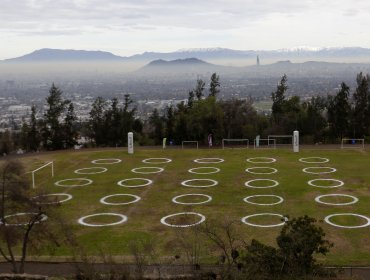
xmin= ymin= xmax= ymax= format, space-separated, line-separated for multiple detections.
xmin=131 ymin=167 xmax=164 ymax=174
xmin=117 ymin=178 xmax=153 ymax=188
xmin=91 ymin=158 xmax=122 ymax=164
xmin=315 ymin=194 xmax=359 ymax=206
xmin=308 ymin=179 xmax=344 ymax=188
xmin=193 ymin=158 xmax=224 ymax=164
xmin=78 ymin=213 xmax=127 ymax=227
xmin=241 ymin=213 xmax=288 ymax=228
xmin=299 ymin=157 xmax=329 ymax=163
xmin=188 ymin=167 xmax=220 ymax=174
xmin=142 ymin=158 xmax=172 ymax=164
xmin=246 ymin=157 xmax=276 ymax=164
xmin=245 ymin=179 xmax=279 ymax=189
xmin=31 ymin=193 xmax=73 ymax=205
xmin=302 ymin=167 xmax=336 ymax=174
xmin=0 ymin=213 xmax=48 ymax=226
xmin=74 ymin=167 xmax=108 ymax=174
xmin=100 ymin=194 xmax=141 ymax=205
xmin=172 ymin=194 xmax=212 ymax=205
xmin=181 ymin=179 xmax=218 ymax=188
xmin=55 ymin=178 xmax=93 ymax=187
xmin=160 ymin=212 xmax=206 ymax=227
xmin=324 ymin=213 xmax=370 ymax=229
xmin=245 ymin=167 xmax=278 ymax=175
xmin=243 ymin=195 xmax=284 ymax=206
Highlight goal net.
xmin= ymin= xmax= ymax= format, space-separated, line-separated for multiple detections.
xmin=268 ymin=135 xmax=293 ymax=148
xmin=222 ymin=139 xmax=249 ymax=149
xmin=182 ymin=141 xmax=199 ymax=149
xmin=30 ymin=161 xmax=54 ymax=189
xmin=341 ymin=138 xmax=365 ymax=149
xmin=254 ymin=138 xmax=276 ymax=149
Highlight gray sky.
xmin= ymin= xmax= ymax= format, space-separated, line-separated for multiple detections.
xmin=1 ymin=0 xmax=370 ymax=59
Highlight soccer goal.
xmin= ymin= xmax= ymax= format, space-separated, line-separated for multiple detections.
xmin=254 ymin=138 xmax=276 ymax=149
xmin=268 ymin=135 xmax=293 ymax=148
xmin=341 ymin=138 xmax=365 ymax=149
xmin=182 ymin=141 xmax=199 ymax=149
xmin=30 ymin=161 xmax=54 ymax=189
xmin=222 ymin=139 xmax=249 ymax=149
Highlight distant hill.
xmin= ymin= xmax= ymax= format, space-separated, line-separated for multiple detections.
xmin=3 ymin=48 xmax=125 ymax=62
xmin=4 ymin=47 xmax=370 ymax=65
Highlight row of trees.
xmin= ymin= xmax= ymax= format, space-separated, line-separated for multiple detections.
xmin=1 ymin=72 xmax=370 ymax=153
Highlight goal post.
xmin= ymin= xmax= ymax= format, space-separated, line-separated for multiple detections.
xmin=254 ymin=138 xmax=276 ymax=149
xmin=31 ymin=161 xmax=54 ymax=189
xmin=222 ymin=139 xmax=249 ymax=149
xmin=341 ymin=138 xmax=365 ymax=149
xmin=182 ymin=141 xmax=199 ymax=149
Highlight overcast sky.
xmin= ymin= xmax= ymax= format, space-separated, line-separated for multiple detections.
xmin=1 ymin=0 xmax=370 ymax=59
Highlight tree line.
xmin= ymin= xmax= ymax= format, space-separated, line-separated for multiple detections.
xmin=1 ymin=72 xmax=370 ymax=153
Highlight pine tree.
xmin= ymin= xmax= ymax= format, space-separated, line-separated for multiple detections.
xmin=64 ymin=102 xmax=78 ymax=148
xmin=209 ymin=72 xmax=220 ymax=97
xmin=271 ymin=74 xmax=288 ymax=125
xmin=195 ymin=78 xmax=205 ymax=100
xmin=352 ymin=72 xmax=369 ymax=137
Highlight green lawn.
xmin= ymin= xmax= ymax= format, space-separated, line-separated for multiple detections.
xmin=11 ymin=147 xmax=370 ymax=265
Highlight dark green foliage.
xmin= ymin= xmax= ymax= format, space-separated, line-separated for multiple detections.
xmin=195 ymin=78 xmax=205 ymax=100
xmin=240 ymin=216 xmax=333 ymax=280
xmin=209 ymin=72 xmax=220 ymax=97
xmin=352 ymin=72 xmax=369 ymax=137
xmin=271 ymin=74 xmax=288 ymax=125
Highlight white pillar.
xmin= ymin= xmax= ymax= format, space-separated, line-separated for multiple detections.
xmin=256 ymin=135 xmax=260 ymax=148
xmin=128 ymin=132 xmax=134 ymax=154
xmin=163 ymin=138 xmax=167 ymax=149
xmin=293 ymin=130 xmax=299 ymax=152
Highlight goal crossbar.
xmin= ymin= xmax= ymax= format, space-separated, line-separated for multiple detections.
xmin=31 ymin=161 xmax=54 ymax=189
xmin=222 ymin=139 xmax=249 ymax=149
xmin=268 ymin=135 xmax=293 ymax=146
xmin=254 ymin=138 xmax=276 ymax=149
xmin=182 ymin=141 xmax=199 ymax=149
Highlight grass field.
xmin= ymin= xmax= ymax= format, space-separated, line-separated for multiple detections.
xmin=6 ymin=146 xmax=370 ymax=266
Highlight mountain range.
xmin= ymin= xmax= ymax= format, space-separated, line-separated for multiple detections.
xmin=3 ymin=47 xmax=370 ymax=65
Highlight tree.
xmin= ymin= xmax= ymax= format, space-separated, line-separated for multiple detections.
xmin=164 ymin=106 xmax=175 ymax=141
xmin=327 ymin=82 xmax=351 ymax=139
xmin=209 ymin=72 xmax=220 ymax=97
xmin=0 ymin=160 xmax=60 ymax=273
xmin=187 ymin=90 xmax=195 ymax=108
xmin=195 ymin=78 xmax=205 ymax=100
xmin=28 ymin=105 xmax=41 ymax=151
xmin=302 ymin=96 xmax=327 ymax=143
xmin=88 ymin=97 xmax=107 ymax=146
xmin=149 ymin=109 xmax=164 ymax=145
xmin=42 ymin=83 xmax=69 ymax=150
xmin=63 ymin=102 xmax=78 ymax=149
xmin=352 ymin=72 xmax=369 ymax=137
xmin=0 ymin=130 xmax=13 ymax=155
xmin=240 ymin=215 xmax=333 ymax=279
xmin=271 ymin=74 xmax=288 ymax=125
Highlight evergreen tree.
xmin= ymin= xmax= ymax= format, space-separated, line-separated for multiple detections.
xmin=164 ymin=106 xmax=175 ymax=141
xmin=352 ymin=72 xmax=369 ymax=137
xmin=209 ymin=72 xmax=220 ymax=97
xmin=28 ymin=106 xmax=41 ymax=151
xmin=88 ymin=97 xmax=107 ymax=146
xmin=42 ymin=84 xmax=69 ymax=150
xmin=327 ymin=82 xmax=351 ymax=139
xmin=187 ymin=90 xmax=195 ymax=108
xmin=63 ymin=102 xmax=78 ymax=148
xmin=149 ymin=109 xmax=164 ymax=145
xmin=271 ymin=74 xmax=288 ymax=125
xmin=195 ymin=78 xmax=205 ymax=100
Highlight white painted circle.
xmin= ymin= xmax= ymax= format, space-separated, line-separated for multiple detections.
xmin=308 ymin=179 xmax=344 ymax=188
xmin=117 ymin=178 xmax=153 ymax=188
xmin=55 ymin=178 xmax=93 ymax=187
xmin=181 ymin=179 xmax=218 ymax=188
xmin=245 ymin=179 xmax=279 ymax=189
xmin=193 ymin=158 xmax=224 ymax=164
xmin=75 ymin=167 xmax=108 ymax=174
xmin=302 ymin=167 xmax=336 ymax=174
xmin=78 ymin=213 xmax=127 ymax=227
xmin=324 ymin=213 xmax=370 ymax=229
xmin=243 ymin=195 xmax=284 ymax=206
xmin=142 ymin=158 xmax=172 ymax=164
xmin=241 ymin=213 xmax=288 ymax=227
xmin=188 ymin=167 xmax=220 ymax=174
xmin=172 ymin=194 xmax=212 ymax=205
xmin=160 ymin=212 xmax=206 ymax=227
xmin=1 ymin=213 xmax=48 ymax=226
xmin=131 ymin=167 xmax=164 ymax=174
xmin=91 ymin=158 xmax=122 ymax=164
xmin=315 ymin=194 xmax=359 ymax=206
xmin=245 ymin=167 xmax=278 ymax=174
xmin=299 ymin=157 xmax=329 ymax=163
xmin=100 ymin=194 xmax=141 ymax=205
xmin=31 ymin=193 xmax=73 ymax=205
xmin=246 ymin=157 xmax=277 ymax=164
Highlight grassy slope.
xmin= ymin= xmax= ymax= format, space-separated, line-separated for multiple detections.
xmin=9 ymin=147 xmax=370 ymax=265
